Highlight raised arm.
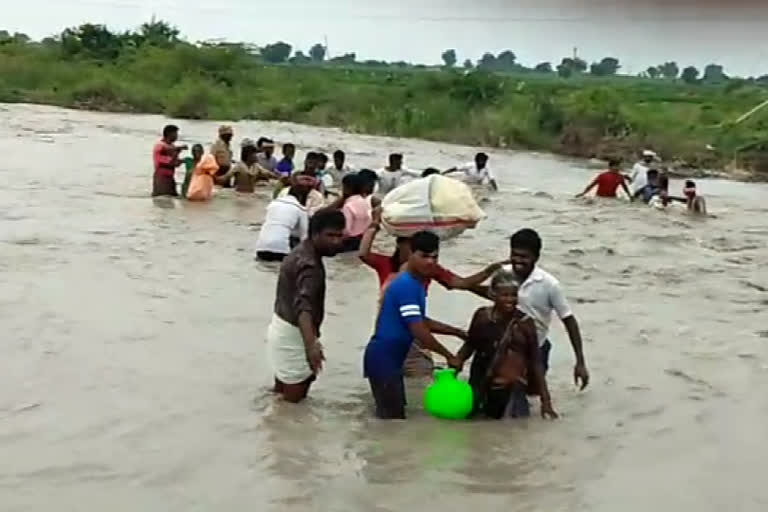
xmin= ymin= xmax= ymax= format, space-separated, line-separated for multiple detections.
xmin=425 ymin=317 xmax=467 ymax=340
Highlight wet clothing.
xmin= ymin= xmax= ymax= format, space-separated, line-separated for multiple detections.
xmin=273 ymin=240 xmax=326 ymax=333
xmin=257 ymin=251 xmax=287 ymax=262
xmin=630 ymin=161 xmax=650 ymax=195
xmin=266 ymin=313 xmax=316 ymax=385
xmin=342 ymin=195 xmax=372 ymax=238
xmin=594 ymin=171 xmax=626 ymax=198
xmin=278 ymin=187 xmax=325 ymax=216
xmin=186 ymin=154 xmax=219 ymax=201
xmin=181 ymin=157 xmax=196 ymax=198
xmin=257 ymin=153 xmax=278 ymax=172
xmin=465 ymin=307 xmax=541 ymax=418
xmin=454 ymin=162 xmax=496 ymax=185
xmin=256 ymin=195 xmax=309 ymax=260
xmin=276 ymin=157 xmax=294 ymax=176
xmin=376 ymin=168 xmax=420 ymax=196
xmin=364 ymin=271 xmax=426 ymax=380
xmin=368 ymin=374 xmax=406 ymax=419
xmin=152 ymin=140 xmax=180 ymax=197
xmin=517 ymin=267 xmax=572 ymax=346
xmin=211 ymin=138 xmax=233 ymax=185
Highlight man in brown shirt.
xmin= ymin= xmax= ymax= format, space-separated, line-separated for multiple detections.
xmin=267 ymin=209 xmax=346 ymax=403
xmin=211 ymin=125 xmax=234 ymax=186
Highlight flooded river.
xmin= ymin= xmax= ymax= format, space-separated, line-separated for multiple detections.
xmin=1 ymin=103 xmax=766 ymax=512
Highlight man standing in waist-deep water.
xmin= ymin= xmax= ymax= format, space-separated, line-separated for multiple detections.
xmin=508 ymin=228 xmax=590 ymax=389
xmin=266 ymin=209 xmax=346 ymax=403
xmin=151 ymin=124 xmax=186 ymax=197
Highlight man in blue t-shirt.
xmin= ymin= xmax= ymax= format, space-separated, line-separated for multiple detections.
xmin=363 ymin=231 xmax=466 ymax=419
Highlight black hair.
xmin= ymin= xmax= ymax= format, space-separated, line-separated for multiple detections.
xmin=342 ymin=173 xmax=363 ymax=195
xmin=163 ymin=124 xmax=179 ymax=138
xmin=306 ymin=151 xmax=319 ymax=161
xmin=647 ymin=168 xmax=660 ymax=177
xmin=608 ymin=158 xmax=622 ymax=168
xmin=358 ymin=169 xmax=378 ymax=184
xmin=283 ymin=143 xmax=295 ymax=152
xmin=422 ymin=168 xmax=440 ymax=178
xmin=475 ymin=152 xmax=489 ymax=161
xmin=391 ymin=236 xmax=410 ymax=272
xmin=410 ymin=231 xmax=440 ymax=254
xmin=191 ymin=143 xmax=204 ymax=152
xmin=240 ymin=144 xmax=257 ymax=162
xmin=685 ymin=179 xmax=696 ymax=188
xmin=509 ymin=228 xmax=542 ymax=257
xmin=389 ymin=153 xmax=403 ymax=163
xmin=317 ymin=152 xmax=329 ymax=164
xmin=309 ymin=209 xmax=346 ymax=236
xmin=333 ymin=149 xmax=345 ymax=159
xmin=256 ymin=137 xmax=268 ymax=148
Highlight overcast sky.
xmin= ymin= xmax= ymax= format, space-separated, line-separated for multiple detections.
xmin=3 ymin=0 xmax=767 ymax=76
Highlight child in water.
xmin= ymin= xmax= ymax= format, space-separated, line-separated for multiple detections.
xmin=456 ymin=268 xmax=557 ymax=419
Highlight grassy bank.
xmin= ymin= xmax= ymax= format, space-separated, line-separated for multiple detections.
xmin=2 ymin=28 xmax=768 ymax=180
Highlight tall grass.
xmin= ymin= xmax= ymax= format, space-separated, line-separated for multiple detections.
xmin=1 ymin=40 xmax=767 ymax=177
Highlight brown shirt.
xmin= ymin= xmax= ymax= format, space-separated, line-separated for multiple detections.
xmin=274 ymin=240 xmax=326 ymax=332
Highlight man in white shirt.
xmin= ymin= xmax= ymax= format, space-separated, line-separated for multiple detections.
xmin=629 ymin=149 xmax=657 ymax=196
xmin=444 ymin=152 xmax=498 ymax=191
xmin=508 ymin=228 xmax=589 ymax=389
xmin=256 ymin=180 xmax=312 ymax=262
xmin=376 ymin=153 xmax=421 ymax=196
xmin=325 ymin=150 xmax=356 ymax=188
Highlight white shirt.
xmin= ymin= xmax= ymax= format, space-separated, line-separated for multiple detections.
xmin=629 ymin=162 xmax=649 ymax=194
xmin=456 ymin=162 xmax=495 ymax=185
xmin=376 ymin=167 xmax=420 ymax=196
xmin=516 ymin=267 xmax=573 ymax=346
xmin=278 ymin=186 xmax=325 ymax=216
xmin=255 ymin=195 xmax=309 ymax=255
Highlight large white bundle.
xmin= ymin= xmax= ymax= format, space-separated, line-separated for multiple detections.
xmin=381 ymin=175 xmax=486 ymax=239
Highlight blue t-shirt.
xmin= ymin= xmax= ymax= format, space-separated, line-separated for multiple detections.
xmin=276 ymin=158 xmax=294 ymax=176
xmin=364 ymin=271 xmax=427 ymax=379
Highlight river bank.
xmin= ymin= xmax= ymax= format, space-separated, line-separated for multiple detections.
xmin=2 ymin=34 xmax=768 ymax=181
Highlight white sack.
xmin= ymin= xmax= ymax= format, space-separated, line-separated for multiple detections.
xmin=380 ymin=175 xmax=486 ymax=239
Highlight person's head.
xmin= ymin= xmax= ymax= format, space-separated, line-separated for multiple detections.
xmin=283 ymin=143 xmax=296 ymax=159
xmin=240 ymin=144 xmax=257 ymax=164
xmin=475 ymin=152 xmax=489 ymax=169
xmin=407 ymin=230 xmax=440 ymax=278
xmin=358 ymin=169 xmax=378 ymax=196
xmin=608 ymin=158 xmax=622 ymax=171
xmin=509 ymin=228 xmax=542 ymax=278
xmin=289 ymin=175 xmax=314 ymax=205
xmin=341 ymin=173 xmax=363 ymax=198
xmin=317 ymin=152 xmax=329 ymax=170
xmin=489 ymin=268 xmax=520 ymax=315
xmin=422 ymin=168 xmax=440 ymax=178
xmin=260 ymin=138 xmax=275 ymax=158
xmin=162 ymin=124 xmax=179 ymax=143
xmin=683 ymin=180 xmax=697 ymax=199
xmin=388 ymin=153 xmax=403 ymax=171
xmin=304 ymin=152 xmax=319 ymax=173
xmin=218 ymin=125 xmax=234 ymax=144
xmin=191 ymin=143 xmax=204 ymax=161
xmin=333 ymin=150 xmax=345 ymax=169
xmin=642 ymin=149 xmax=656 ymax=164
xmin=309 ymin=209 xmax=346 ymax=256
xmin=647 ymin=169 xmax=660 ymax=187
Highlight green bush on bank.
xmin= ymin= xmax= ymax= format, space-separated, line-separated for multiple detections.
xmin=1 ymin=21 xmax=768 ymax=178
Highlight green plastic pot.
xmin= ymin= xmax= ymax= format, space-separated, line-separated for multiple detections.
xmin=423 ymin=368 xmax=474 ymax=420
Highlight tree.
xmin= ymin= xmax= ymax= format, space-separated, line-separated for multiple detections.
xmin=135 ymin=19 xmax=179 ymax=48
xmin=681 ymin=66 xmax=700 ymax=84
xmin=646 ymin=66 xmax=660 ymax=79
xmin=463 ymin=59 xmax=473 ymax=70
xmin=557 ymin=57 xmax=587 ymax=78
xmin=289 ymin=51 xmax=311 ymax=65
xmin=534 ymin=62 xmax=553 ymax=74
xmin=60 ymin=23 xmax=124 ymax=59
xmin=659 ymin=61 xmax=679 ymax=79
xmin=261 ymin=41 xmax=292 ymax=63
xmin=590 ymin=57 xmax=620 ymax=76
xmin=309 ymin=43 xmax=326 ymax=62
xmin=441 ymin=49 xmax=457 ymax=68
xmin=495 ymin=50 xmax=517 ymax=70
xmin=477 ymin=52 xmax=496 ymax=70
xmin=702 ymin=64 xmax=727 ymax=83
xmin=329 ymin=52 xmax=356 ymax=65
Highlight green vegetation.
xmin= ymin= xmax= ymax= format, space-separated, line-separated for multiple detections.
xmin=2 ymin=20 xmax=768 ymax=179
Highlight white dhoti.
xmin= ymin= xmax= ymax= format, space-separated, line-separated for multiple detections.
xmin=266 ymin=314 xmax=315 ymax=385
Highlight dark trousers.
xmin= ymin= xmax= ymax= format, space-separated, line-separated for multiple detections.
xmin=368 ymin=375 xmax=406 ymax=419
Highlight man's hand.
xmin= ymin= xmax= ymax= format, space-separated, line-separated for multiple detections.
xmin=306 ymin=343 xmax=325 ymax=374
xmin=371 ymin=206 xmax=382 ymax=226
xmin=541 ymin=400 xmax=559 ymax=420
xmin=486 ymin=260 xmax=508 ymax=274
xmin=574 ymin=362 xmax=590 ymax=390
xmin=446 ymin=356 xmax=464 ymax=373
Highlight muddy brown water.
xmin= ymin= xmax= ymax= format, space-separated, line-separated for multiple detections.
xmin=1 ymin=103 xmax=766 ymax=512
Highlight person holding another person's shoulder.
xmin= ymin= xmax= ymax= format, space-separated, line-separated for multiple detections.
xmin=255 ymin=175 xmax=315 ymax=262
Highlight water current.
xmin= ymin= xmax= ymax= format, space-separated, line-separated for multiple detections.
xmin=1 ymin=103 xmax=766 ymax=511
